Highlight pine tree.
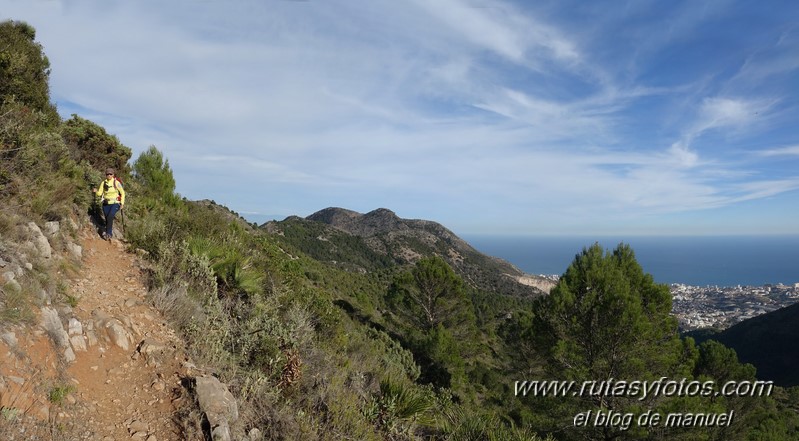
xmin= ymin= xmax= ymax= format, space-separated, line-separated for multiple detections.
xmin=531 ymin=243 xmax=685 ymax=440
xmin=132 ymin=145 xmax=177 ymax=201
xmin=387 ymin=256 xmax=477 ymax=389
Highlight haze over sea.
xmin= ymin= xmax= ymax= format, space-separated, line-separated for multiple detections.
xmin=464 ymin=235 xmax=799 ymax=287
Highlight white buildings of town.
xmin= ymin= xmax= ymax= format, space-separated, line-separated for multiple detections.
xmin=670 ymin=283 xmax=799 ymax=331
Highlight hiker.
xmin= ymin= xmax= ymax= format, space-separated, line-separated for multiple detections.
xmin=95 ymin=167 xmax=125 ymax=241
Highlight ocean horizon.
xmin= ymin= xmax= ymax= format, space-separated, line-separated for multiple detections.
xmin=463 ymin=235 xmax=799 ymax=287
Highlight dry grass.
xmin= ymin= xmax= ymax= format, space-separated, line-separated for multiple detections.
xmin=147 ymin=283 xmax=205 ymax=331
xmin=0 ymin=364 xmax=57 ymax=441
xmin=171 ymin=378 xmax=206 ymax=441
xmin=0 ymin=280 xmax=36 ymax=325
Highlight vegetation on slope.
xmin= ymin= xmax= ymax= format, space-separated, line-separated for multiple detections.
xmin=689 ymin=302 xmax=799 ymax=388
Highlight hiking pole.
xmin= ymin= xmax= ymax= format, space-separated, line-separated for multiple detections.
xmin=96 ymin=199 xmax=105 ymax=238
xmin=91 ymin=186 xmax=101 ymax=235
xmin=120 ymin=205 xmax=126 ymax=237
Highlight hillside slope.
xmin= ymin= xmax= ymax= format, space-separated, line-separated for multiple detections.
xmin=265 ymin=207 xmax=555 ymax=297
xmin=691 ymin=302 xmax=799 ymax=387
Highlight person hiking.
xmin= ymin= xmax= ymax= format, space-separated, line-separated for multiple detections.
xmin=95 ymin=167 xmax=125 ymax=241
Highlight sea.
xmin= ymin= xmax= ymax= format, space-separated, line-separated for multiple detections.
xmin=463 ymin=235 xmax=799 ymax=287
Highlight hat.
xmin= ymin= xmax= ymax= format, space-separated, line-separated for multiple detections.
xmin=105 ymin=168 xmax=115 ymax=175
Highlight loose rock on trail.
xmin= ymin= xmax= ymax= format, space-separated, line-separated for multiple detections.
xmin=1 ymin=226 xmax=195 ymax=440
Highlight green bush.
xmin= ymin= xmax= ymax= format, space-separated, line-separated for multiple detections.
xmin=0 ymin=20 xmax=59 ymax=126
xmin=365 ymin=377 xmax=435 ymax=436
xmin=61 ymin=114 xmax=131 ymax=176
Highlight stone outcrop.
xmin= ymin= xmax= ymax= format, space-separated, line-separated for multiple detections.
xmin=66 ymin=242 xmax=83 ymax=260
xmin=195 ymin=375 xmax=239 ymax=441
xmin=43 ymin=221 xmax=60 ymax=237
xmin=41 ymin=306 xmax=75 ymax=362
xmin=68 ymin=317 xmax=87 ymax=352
xmin=37 ymin=305 xmax=145 ymax=363
xmin=24 ymin=221 xmax=52 ymax=259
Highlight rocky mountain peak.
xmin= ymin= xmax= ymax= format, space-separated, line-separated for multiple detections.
xmin=306 ymin=207 xmax=361 ymax=225
xmin=307 ymin=207 xmax=409 ymax=237
xmin=364 ymin=207 xmax=398 ymax=219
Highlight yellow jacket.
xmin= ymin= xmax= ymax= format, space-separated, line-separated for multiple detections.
xmin=96 ymin=177 xmax=126 ymax=205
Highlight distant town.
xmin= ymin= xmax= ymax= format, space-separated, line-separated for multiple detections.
xmin=534 ymin=275 xmax=799 ymax=331
xmin=670 ymin=282 xmax=799 ymax=331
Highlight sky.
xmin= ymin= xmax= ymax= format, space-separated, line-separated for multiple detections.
xmin=3 ymin=0 xmax=799 ymax=236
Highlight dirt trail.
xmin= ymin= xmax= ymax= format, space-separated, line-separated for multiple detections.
xmin=60 ymin=228 xmax=188 ymax=440
xmin=1 ymin=225 xmax=191 ymax=440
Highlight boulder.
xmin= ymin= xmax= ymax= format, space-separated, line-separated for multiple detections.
xmin=195 ymin=375 xmax=238 ymax=441
xmin=41 ymin=307 xmax=69 ymax=348
xmin=69 ymin=334 xmax=87 ymax=352
xmin=64 ymin=346 xmax=76 ymax=363
xmin=41 ymin=307 xmax=77 ymax=362
xmin=68 ymin=318 xmax=83 ymax=336
xmin=1 ymin=271 xmax=15 ymax=283
xmin=138 ymin=338 xmax=167 ymax=356
xmin=1 ymin=331 xmax=17 ymax=347
xmin=104 ymin=318 xmax=132 ymax=351
xmin=68 ymin=318 xmax=87 ymax=351
xmin=26 ymin=222 xmax=52 ymax=259
xmin=43 ymin=221 xmax=60 ymax=237
xmin=66 ymin=242 xmax=83 ymax=260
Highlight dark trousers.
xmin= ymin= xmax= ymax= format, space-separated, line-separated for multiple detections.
xmin=102 ymin=203 xmax=121 ymax=238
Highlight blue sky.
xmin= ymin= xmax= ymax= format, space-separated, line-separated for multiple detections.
xmin=4 ymin=0 xmax=799 ymax=235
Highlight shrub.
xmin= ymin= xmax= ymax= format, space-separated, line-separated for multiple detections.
xmin=0 ymin=20 xmax=59 ymax=126
xmin=61 ymin=114 xmax=131 ymax=176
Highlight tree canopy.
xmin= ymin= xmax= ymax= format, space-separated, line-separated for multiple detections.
xmin=531 ymin=243 xmax=687 ymax=439
xmin=387 ymin=256 xmax=479 ymax=389
xmin=387 ymin=255 xmax=474 ymax=332
xmin=0 ymin=20 xmax=59 ymax=126
xmin=132 ymin=145 xmax=177 ymax=202
xmin=534 ymin=243 xmax=683 ymax=383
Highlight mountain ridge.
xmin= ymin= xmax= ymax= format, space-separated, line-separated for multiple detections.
xmin=266 ymin=207 xmax=555 ymax=296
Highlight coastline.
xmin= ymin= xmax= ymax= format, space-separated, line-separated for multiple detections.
xmin=466 ymin=234 xmax=799 ymax=287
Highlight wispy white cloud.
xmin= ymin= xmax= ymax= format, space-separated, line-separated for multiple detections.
xmin=727 ymin=178 xmax=799 ymax=202
xmin=758 ymin=145 xmax=799 ymax=157
xmin=410 ymin=0 xmax=579 ymax=65
xmin=3 ymin=0 xmax=799 ymax=234
xmin=731 ymin=28 xmax=799 ymax=84
xmin=665 ymin=142 xmax=700 ymax=168
xmin=692 ymin=97 xmax=772 ymax=134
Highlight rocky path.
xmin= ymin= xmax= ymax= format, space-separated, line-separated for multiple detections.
xmin=1 ymin=226 xmax=193 ymax=440
xmin=63 ymin=228 xmax=188 ymax=440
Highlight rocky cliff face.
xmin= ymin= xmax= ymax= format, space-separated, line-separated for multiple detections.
xmin=270 ymin=207 xmax=553 ymax=297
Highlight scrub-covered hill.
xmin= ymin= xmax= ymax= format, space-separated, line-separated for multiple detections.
xmin=265 ymin=207 xmax=555 ymax=297
xmin=689 ymin=301 xmax=799 ymax=387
